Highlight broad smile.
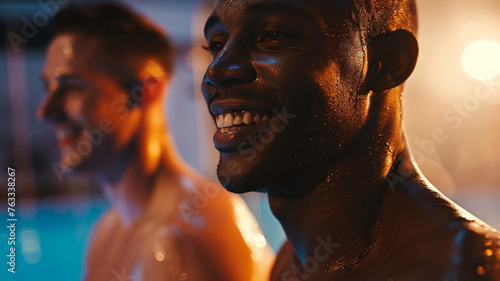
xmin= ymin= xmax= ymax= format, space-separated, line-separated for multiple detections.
xmin=54 ymin=125 xmax=83 ymax=147
xmin=215 ymin=110 xmax=270 ymax=133
xmin=210 ymin=99 xmax=280 ymax=152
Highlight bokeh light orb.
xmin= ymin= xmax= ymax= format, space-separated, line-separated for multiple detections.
xmin=462 ymin=40 xmax=500 ymax=81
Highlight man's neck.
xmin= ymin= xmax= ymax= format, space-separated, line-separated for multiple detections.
xmin=269 ymin=153 xmax=393 ymax=273
xmin=268 ymin=91 xmax=405 ymax=276
xmin=97 ymin=132 xmax=182 ymax=227
xmin=99 ymin=153 xmax=158 ymax=226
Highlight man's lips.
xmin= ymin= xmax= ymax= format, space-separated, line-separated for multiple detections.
xmin=54 ymin=125 xmax=83 ymax=147
xmin=210 ymin=99 xmax=278 ymax=152
xmin=210 ymin=98 xmax=275 ymax=115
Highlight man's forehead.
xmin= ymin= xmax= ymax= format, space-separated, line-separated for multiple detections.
xmin=49 ymin=33 xmax=102 ymax=56
xmin=206 ymin=0 xmax=351 ymax=34
xmin=213 ymin=0 xmax=349 ymax=14
xmin=214 ymin=0 xmax=349 ymax=7
xmin=46 ymin=33 xmax=103 ymax=69
xmin=43 ymin=32 xmax=121 ymax=81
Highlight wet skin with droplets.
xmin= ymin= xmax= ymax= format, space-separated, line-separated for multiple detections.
xmin=202 ymin=0 xmax=500 ymax=280
xmin=202 ymin=0 xmax=370 ymax=196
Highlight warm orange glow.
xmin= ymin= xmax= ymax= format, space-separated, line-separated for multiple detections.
xmin=155 ymin=252 xmax=165 ymax=262
xmin=148 ymin=140 xmax=161 ymax=156
xmin=462 ymin=40 xmax=500 ymax=81
xmin=146 ymin=60 xmax=165 ymax=78
xmin=477 ymin=266 xmax=485 ymax=275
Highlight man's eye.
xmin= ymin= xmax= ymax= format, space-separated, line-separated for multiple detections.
xmin=203 ymin=40 xmax=225 ymax=54
xmin=259 ymin=31 xmax=282 ymax=42
xmin=258 ymin=30 xmax=301 ymax=48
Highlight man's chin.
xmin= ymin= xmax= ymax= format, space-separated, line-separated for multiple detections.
xmin=215 ymin=154 xmax=298 ymax=196
xmin=215 ymin=165 xmax=317 ymax=199
xmin=219 ymin=180 xmax=266 ymax=194
xmin=59 ymin=159 xmax=90 ymax=175
xmin=214 ymin=144 xmax=331 ymax=199
xmin=216 ymin=167 xmax=260 ymax=194
xmin=215 ymin=153 xmax=271 ymax=194
xmin=59 ymin=153 xmax=105 ymax=176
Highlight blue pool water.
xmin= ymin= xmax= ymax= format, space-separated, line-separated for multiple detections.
xmin=0 ymin=197 xmax=109 ymax=281
xmin=0 ymin=194 xmax=286 ymax=281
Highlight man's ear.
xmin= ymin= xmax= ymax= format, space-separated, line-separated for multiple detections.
xmin=123 ymin=75 xmax=163 ymax=109
xmin=367 ymin=29 xmax=419 ymax=92
xmin=122 ymin=79 xmax=146 ymax=109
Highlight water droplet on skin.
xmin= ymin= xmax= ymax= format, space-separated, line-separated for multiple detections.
xmin=179 ymin=273 xmax=189 ymax=281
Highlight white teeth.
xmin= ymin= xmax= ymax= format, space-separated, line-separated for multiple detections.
xmin=216 ymin=111 xmax=271 ymax=130
xmin=216 ymin=115 xmax=224 ymax=128
xmin=223 ymin=114 xmax=234 ymax=127
xmin=242 ymin=112 xmax=253 ymax=125
xmin=234 ymin=115 xmax=243 ymax=125
xmin=57 ymin=128 xmax=80 ymax=139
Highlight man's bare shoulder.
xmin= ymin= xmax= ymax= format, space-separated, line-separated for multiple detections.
xmin=84 ymin=207 xmax=126 ymax=280
xmin=269 ymin=220 xmax=500 ymax=281
xmin=153 ymin=174 xmax=274 ymax=281
xmin=441 ymin=220 xmax=500 ymax=280
xmin=95 ymin=207 xmax=122 ymax=229
xmin=373 ymin=219 xmax=500 ymax=281
xmin=87 ymin=207 xmax=123 ymax=250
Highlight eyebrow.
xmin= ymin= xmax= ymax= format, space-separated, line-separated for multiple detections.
xmin=204 ymin=14 xmax=220 ymax=38
xmin=247 ymin=2 xmax=310 ymax=19
xmin=40 ymin=73 xmax=85 ymax=88
xmin=203 ymin=1 xmax=312 ymax=37
xmin=40 ymin=73 xmax=73 ymax=82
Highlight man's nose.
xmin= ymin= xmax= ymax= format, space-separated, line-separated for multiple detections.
xmin=37 ymin=91 xmax=66 ymax=123
xmin=202 ymin=41 xmax=257 ymax=90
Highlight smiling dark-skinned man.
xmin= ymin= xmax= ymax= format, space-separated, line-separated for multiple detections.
xmin=200 ymin=0 xmax=500 ymax=280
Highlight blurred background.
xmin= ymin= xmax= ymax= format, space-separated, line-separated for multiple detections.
xmin=0 ymin=0 xmax=499 ymax=280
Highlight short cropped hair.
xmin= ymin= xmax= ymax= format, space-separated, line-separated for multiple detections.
xmin=352 ymin=0 xmax=418 ymax=38
xmin=52 ymin=2 xmax=173 ymax=78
